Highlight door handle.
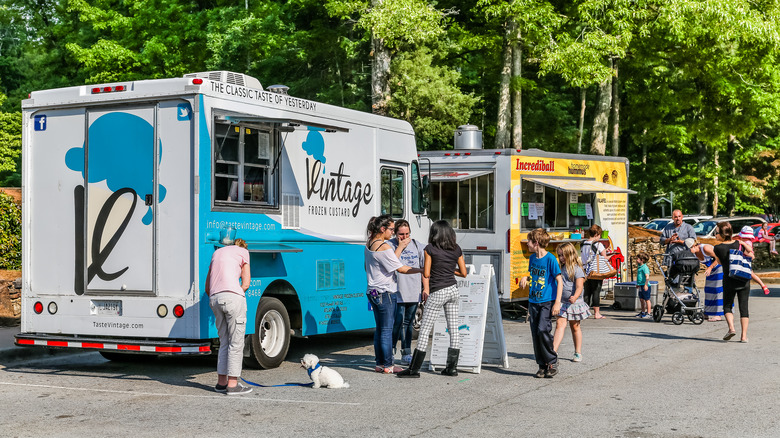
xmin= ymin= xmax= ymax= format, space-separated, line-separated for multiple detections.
xmin=145 ymin=194 xmax=153 ymax=206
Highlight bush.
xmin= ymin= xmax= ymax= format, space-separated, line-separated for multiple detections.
xmin=0 ymin=192 xmax=21 ymax=270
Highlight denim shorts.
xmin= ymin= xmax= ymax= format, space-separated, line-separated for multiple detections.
xmin=638 ymin=286 xmax=651 ymax=301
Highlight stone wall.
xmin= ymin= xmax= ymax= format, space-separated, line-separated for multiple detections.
xmin=0 ymin=277 xmax=21 ymax=325
xmin=626 ymin=237 xmax=780 ymax=279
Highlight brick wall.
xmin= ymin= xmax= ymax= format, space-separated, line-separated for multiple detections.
xmin=0 ymin=277 xmax=21 ymax=325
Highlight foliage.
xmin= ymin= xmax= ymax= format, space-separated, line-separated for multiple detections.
xmin=0 ymin=94 xmax=22 ymax=175
xmin=0 ymin=192 xmax=21 ymax=270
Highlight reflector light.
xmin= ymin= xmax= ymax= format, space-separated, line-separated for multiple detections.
xmin=477 ymin=246 xmax=487 ymax=250
xmin=173 ymin=305 xmax=184 ymax=318
xmin=192 ymin=78 xmax=204 ymax=85
xmin=47 ymin=302 xmax=58 ymax=315
xmin=157 ymin=304 xmax=168 ymax=318
xmin=34 ymin=302 xmax=43 ymax=314
xmin=444 ymin=153 xmax=451 ymax=156
xmin=465 ymin=152 xmax=471 ymax=155
xmin=495 ymin=151 xmax=502 ymax=155
xmin=91 ymin=87 xmax=101 ymax=94
xmin=103 ymin=87 xmax=112 ymax=92
xmin=115 ymin=85 xmax=125 ymax=91
xmin=454 ymin=153 xmax=461 ymax=156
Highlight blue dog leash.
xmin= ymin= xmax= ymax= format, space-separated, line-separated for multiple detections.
xmin=240 ymin=363 xmax=319 ymax=388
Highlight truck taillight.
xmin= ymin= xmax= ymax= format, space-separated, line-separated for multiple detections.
xmin=91 ymin=85 xmax=128 ymax=94
xmin=157 ymin=304 xmax=168 ymax=318
xmin=173 ymin=305 xmax=185 ymax=318
xmin=47 ymin=302 xmax=58 ymax=314
xmin=192 ymin=78 xmax=203 ymax=85
xmin=507 ymin=230 xmax=510 ymax=252
xmin=34 ymin=302 xmax=43 ymax=314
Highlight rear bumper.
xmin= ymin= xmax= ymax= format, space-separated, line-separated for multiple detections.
xmin=15 ymin=333 xmax=211 ymax=355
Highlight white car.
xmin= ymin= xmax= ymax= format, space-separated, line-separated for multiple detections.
xmin=694 ymin=216 xmax=766 ymax=238
xmin=643 ymin=215 xmax=713 ymax=231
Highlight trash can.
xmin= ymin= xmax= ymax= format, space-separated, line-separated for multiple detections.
xmin=611 ymin=281 xmax=659 ymax=311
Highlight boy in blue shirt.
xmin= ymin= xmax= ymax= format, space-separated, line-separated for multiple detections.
xmin=636 ymin=252 xmax=652 ymax=318
xmin=519 ymin=228 xmax=563 ymax=378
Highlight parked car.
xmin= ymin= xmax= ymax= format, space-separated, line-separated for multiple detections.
xmin=694 ymin=216 xmax=767 ymax=238
xmin=643 ymin=215 xmax=713 ymax=231
xmin=751 ymin=223 xmax=780 ymax=238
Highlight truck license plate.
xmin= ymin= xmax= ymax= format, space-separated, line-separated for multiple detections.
xmin=90 ymin=300 xmax=122 ymax=316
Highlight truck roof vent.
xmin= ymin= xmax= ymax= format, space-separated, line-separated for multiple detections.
xmin=183 ymin=71 xmax=262 ymax=90
xmin=454 ymin=124 xmax=483 ymax=149
xmin=267 ymin=85 xmax=290 ymax=95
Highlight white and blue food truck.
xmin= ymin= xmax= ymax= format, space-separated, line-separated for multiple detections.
xmin=16 ymin=71 xmax=429 ymax=368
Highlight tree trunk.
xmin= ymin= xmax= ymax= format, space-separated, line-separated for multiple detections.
xmin=725 ymin=135 xmax=736 ymax=215
xmin=511 ymin=21 xmax=522 ymax=150
xmin=640 ymin=137 xmax=647 ymax=219
xmin=610 ymin=59 xmax=620 ymax=157
xmin=590 ymin=59 xmax=612 ymax=155
xmin=370 ymin=0 xmax=391 ymax=116
xmin=495 ymin=21 xmax=512 ymax=149
xmin=697 ymin=140 xmax=708 ymax=215
xmin=577 ymin=88 xmax=586 ymax=153
xmin=713 ymin=147 xmax=719 ymax=216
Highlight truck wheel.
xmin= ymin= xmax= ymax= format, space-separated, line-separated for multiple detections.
xmin=245 ymin=297 xmax=290 ymax=369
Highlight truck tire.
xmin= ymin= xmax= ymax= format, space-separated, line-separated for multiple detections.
xmin=245 ymin=297 xmax=291 ymax=369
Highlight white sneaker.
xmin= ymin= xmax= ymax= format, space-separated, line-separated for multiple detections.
xmin=572 ymin=352 xmax=582 ymax=362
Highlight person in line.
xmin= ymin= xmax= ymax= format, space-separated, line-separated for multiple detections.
xmin=365 ymin=215 xmax=423 ymax=374
xmin=581 ymin=224 xmax=608 ymax=319
xmin=660 ymin=210 xmax=697 ymax=256
xmin=520 ymin=228 xmax=563 ymax=378
xmin=635 ymin=252 xmax=652 ymax=319
xmin=754 ymin=223 xmax=777 ymax=255
xmin=552 ymin=242 xmax=589 ymax=363
xmin=685 ymin=238 xmax=724 ymax=322
xmin=389 ymin=219 xmax=428 ymax=366
xmin=734 ymin=226 xmax=771 ymax=295
xmin=205 ymin=238 xmax=252 ymax=395
xmin=398 ymin=220 xmax=468 ymax=378
xmin=711 ymin=222 xmax=752 ymax=342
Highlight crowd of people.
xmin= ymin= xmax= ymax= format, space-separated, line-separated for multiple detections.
xmin=360 ymin=210 xmax=772 ymax=380
xmin=200 ymin=210 xmax=774 ymax=393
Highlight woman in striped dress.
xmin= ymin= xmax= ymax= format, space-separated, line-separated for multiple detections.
xmin=686 ymin=239 xmax=723 ymax=321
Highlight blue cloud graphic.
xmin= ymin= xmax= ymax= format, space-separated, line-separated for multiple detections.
xmin=302 ymin=128 xmax=326 ymax=173
xmin=65 ymin=112 xmax=166 ymax=225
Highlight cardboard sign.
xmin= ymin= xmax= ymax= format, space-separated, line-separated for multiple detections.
xmin=429 ymin=264 xmax=509 ymax=373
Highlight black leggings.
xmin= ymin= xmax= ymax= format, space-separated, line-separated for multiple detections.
xmin=583 ymin=279 xmax=602 ymax=308
xmin=722 ymin=284 xmax=750 ymax=318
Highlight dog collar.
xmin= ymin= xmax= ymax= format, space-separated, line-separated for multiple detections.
xmin=307 ymin=363 xmax=321 ymax=377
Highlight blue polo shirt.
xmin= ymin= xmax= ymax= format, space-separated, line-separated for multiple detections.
xmin=528 ymin=252 xmax=561 ymax=304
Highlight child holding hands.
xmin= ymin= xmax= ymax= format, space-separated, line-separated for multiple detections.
xmin=519 ymin=228 xmax=563 ymax=378
xmin=552 ymin=242 xmax=589 ymax=362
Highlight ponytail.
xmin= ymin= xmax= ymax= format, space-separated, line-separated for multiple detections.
xmin=366 ymin=214 xmax=394 ymax=239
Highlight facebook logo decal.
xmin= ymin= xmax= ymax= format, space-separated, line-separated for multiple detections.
xmin=34 ymin=115 xmax=47 ymax=131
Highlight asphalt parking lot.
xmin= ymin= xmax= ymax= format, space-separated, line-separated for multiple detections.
xmin=1 ymin=286 xmax=779 ymax=437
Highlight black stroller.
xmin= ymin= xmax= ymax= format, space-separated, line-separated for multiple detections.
xmin=651 ymin=250 xmax=705 ymax=325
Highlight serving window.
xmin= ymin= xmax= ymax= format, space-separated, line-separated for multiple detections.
xmin=429 ymin=172 xmax=494 ymax=231
xmin=213 ymin=121 xmax=278 ymax=208
xmin=520 ymin=179 xmax=593 ymax=230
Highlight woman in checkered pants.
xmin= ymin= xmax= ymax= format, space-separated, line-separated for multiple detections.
xmin=398 ymin=220 xmax=467 ymax=378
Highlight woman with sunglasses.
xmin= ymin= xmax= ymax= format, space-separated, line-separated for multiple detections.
xmin=365 ymin=214 xmax=423 ymax=373
xmin=711 ymin=222 xmax=751 ymax=342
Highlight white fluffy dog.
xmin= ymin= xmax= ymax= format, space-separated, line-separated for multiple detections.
xmin=300 ymin=354 xmax=350 ymax=389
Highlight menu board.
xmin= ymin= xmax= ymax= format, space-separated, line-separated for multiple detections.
xmin=429 ymin=264 xmax=509 ymax=373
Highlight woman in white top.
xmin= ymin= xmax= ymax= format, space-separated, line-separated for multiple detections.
xmin=365 ymin=214 xmax=422 ymax=374
xmin=581 ymin=224 xmax=608 ymax=319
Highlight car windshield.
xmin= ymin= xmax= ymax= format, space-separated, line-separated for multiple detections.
xmin=643 ymin=219 xmax=670 ymax=230
xmin=694 ymin=221 xmax=716 ymax=236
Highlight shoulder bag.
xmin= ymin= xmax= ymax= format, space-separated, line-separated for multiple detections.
xmin=728 ymin=241 xmax=753 ymax=281
xmin=587 ymin=244 xmax=618 ymax=281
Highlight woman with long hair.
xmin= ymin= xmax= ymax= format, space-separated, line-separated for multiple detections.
xmin=581 ymin=224 xmax=608 ymax=319
xmin=398 ymin=220 xmax=467 ymax=378
xmin=711 ymin=221 xmax=751 ymax=342
xmin=365 ymin=214 xmax=422 ymax=373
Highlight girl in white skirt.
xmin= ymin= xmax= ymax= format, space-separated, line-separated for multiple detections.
xmin=553 ymin=242 xmax=590 ymax=362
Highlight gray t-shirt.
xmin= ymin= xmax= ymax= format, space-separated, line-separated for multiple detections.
xmin=660 ymin=222 xmax=696 ymax=254
xmin=364 ymin=245 xmax=403 ymax=292
xmin=388 ymin=238 xmax=426 ymax=303
xmin=561 ymin=265 xmax=586 ymax=302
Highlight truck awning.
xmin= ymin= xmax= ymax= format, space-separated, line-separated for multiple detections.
xmin=426 ymin=170 xmax=492 ymax=182
xmin=523 ymin=177 xmax=637 ymax=194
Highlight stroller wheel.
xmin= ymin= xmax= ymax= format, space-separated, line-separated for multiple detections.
xmin=652 ymin=305 xmax=664 ymax=322
xmin=691 ymin=311 xmax=704 ymax=325
xmin=672 ymin=312 xmax=685 ymax=325
xmin=611 ymin=302 xmax=622 ymax=310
